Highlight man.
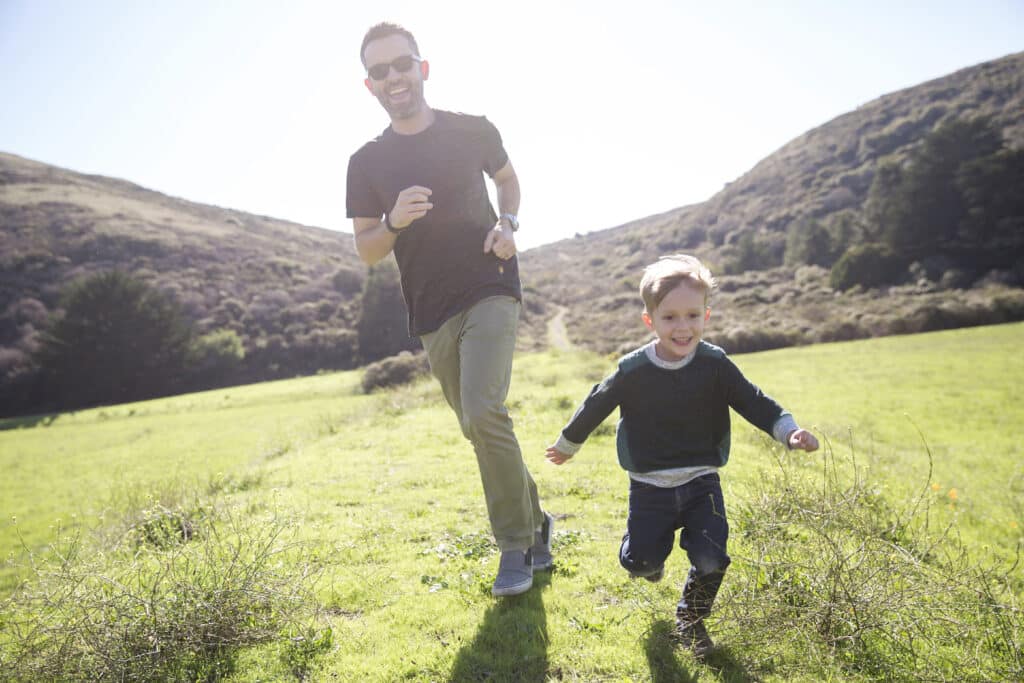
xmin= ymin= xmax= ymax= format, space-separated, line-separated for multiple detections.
xmin=346 ymin=22 xmax=552 ymax=597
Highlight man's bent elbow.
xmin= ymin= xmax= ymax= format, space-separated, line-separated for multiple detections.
xmin=352 ymin=236 xmax=387 ymax=266
xmin=354 ymin=238 xmax=384 ymax=266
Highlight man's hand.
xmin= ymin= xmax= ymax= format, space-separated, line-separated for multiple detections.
xmin=788 ymin=429 xmax=820 ymax=452
xmin=389 ymin=185 xmax=433 ymax=230
xmin=545 ymin=446 xmax=574 ymax=465
xmin=484 ymin=222 xmax=517 ymax=260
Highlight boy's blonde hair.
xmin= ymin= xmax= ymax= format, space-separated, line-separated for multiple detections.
xmin=640 ymin=254 xmax=717 ymax=312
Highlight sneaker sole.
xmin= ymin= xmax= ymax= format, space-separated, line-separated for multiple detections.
xmin=532 ymin=556 xmax=554 ymax=571
xmin=491 ymin=577 xmax=533 ymax=597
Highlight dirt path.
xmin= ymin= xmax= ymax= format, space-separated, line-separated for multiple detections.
xmin=546 ymin=306 xmax=572 ymax=351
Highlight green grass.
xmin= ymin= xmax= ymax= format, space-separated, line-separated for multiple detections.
xmin=2 ymin=323 xmax=1022 ymax=681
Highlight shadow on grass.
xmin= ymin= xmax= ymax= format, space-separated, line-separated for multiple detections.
xmin=645 ymin=619 xmax=759 ymax=683
xmin=448 ymin=572 xmax=550 ymax=682
xmin=702 ymin=644 xmax=760 ymax=683
xmin=645 ymin=619 xmax=697 ymax=683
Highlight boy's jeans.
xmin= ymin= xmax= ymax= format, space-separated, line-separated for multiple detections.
xmin=619 ymin=473 xmax=731 ymax=619
xmin=421 ymin=296 xmax=542 ymax=551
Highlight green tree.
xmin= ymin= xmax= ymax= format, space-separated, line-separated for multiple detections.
xmin=186 ymin=328 xmax=245 ymax=389
xmin=830 ymin=244 xmax=906 ymax=291
xmin=724 ymin=231 xmax=782 ymax=274
xmin=356 ymin=259 xmax=419 ymax=363
xmin=785 ymin=216 xmax=834 ymax=267
xmin=824 ymin=210 xmax=863 ymax=260
xmin=34 ymin=271 xmax=192 ymax=410
xmin=869 ymin=117 xmax=1003 ymax=254
xmin=862 ymin=161 xmax=906 ymax=244
xmin=955 ymin=147 xmax=1024 ymax=263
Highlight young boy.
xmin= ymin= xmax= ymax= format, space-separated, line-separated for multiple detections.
xmin=546 ymin=254 xmax=819 ymax=656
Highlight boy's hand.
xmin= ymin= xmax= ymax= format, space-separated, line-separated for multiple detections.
xmin=545 ymin=446 xmax=574 ymax=465
xmin=788 ymin=429 xmax=820 ymax=452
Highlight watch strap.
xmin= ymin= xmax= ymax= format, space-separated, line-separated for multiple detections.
xmin=384 ymin=212 xmax=403 ymax=234
xmin=500 ymin=213 xmax=519 ymax=231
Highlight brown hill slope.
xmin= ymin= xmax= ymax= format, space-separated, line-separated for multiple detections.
xmin=2 ymin=51 xmax=1022 ymax=402
xmin=0 ymin=152 xmax=371 ymax=379
xmin=518 ymin=50 xmax=1024 ymax=354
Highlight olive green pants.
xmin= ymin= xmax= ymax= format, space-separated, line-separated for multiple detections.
xmin=421 ymin=296 xmax=543 ymax=551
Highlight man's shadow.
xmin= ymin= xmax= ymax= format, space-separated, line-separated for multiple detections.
xmin=447 ymin=572 xmax=550 ymax=682
xmin=645 ymin=619 xmax=759 ymax=683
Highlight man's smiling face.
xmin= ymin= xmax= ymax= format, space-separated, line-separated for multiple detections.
xmin=363 ymin=33 xmax=426 ymax=120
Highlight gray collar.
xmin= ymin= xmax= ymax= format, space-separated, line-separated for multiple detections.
xmin=643 ymin=341 xmax=696 ymax=370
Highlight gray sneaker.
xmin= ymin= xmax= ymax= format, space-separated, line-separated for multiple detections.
xmin=530 ymin=512 xmax=554 ymax=571
xmin=492 ymin=549 xmax=534 ymax=597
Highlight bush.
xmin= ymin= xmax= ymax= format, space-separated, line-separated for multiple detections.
xmin=723 ymin=232 xmax=784 ymax=274
xmin=332 ymin=267 xmax=365 ymax=295
xmin=709 ymin=327 xmax=802 ymax=354
xmin=830 ymin=244 xmax=906 ymax=291
xmin=186 ymin=328 xmax=245 ymax=389
xmin=361 ymin=351 xmax=430 ymax=393
xmin=817 ymin=319 xmax=869 ymax=343
xmin=785 ymin=217 xmax=836 ymax=268
xmin=0 ymin=504 xmax=324 ymax=682
xmin=717 ymin=446 xmax=1022 ymax=680
xmin=290 ymin=328 xmax=358 ymax=374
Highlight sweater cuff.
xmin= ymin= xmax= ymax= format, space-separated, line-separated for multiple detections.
xmin=553 ymin=433 xmax=583 ymax=456
xmin=772 ymin=413 xmax=799 ymax=447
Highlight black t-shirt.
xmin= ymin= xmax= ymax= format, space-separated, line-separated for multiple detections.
xmin=346 ymin=110 xmax=522 ymax=336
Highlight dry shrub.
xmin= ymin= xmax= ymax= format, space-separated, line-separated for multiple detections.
xmin=817 ymin=318 xmax=869 ymax=343
xmin=711 ymin=327 xmax=803 ymax=355
xmin=717 ymin=442 xmax=1022 ymax=681
xmin=0 ymin=504 xmax=324 ymax=682
xmin=361 ymin=351 xmax=430 ymax=393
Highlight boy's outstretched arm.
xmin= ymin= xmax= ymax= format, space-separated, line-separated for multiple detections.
xmin=787 ymin=428 xmax=820 ymax=452
xmin=544 ymin=368 xmax=622 ymax=466
xmin=545 ymin=446 xmax=574 ymax=465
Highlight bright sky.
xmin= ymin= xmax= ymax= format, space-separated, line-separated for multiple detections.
xmin=1 ymin=1 xmax=1022 ymax=251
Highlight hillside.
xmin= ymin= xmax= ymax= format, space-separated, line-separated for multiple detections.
xmin=519 ymin=50 xmax=1024 ymax=354
xmin=0 ymin=152 xmax=371 ymax=376
xmin=2 ymin=51 xmax=1023 ymax=413
xmin=0 ymin=151 xmax=553 ymax=396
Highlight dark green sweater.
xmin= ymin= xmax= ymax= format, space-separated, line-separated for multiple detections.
xmin=558 ymin=341 xmax=793 ymax=473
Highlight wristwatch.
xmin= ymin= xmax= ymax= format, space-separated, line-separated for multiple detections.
xmin=500 ymin=213 xmax=519 ymax=232
xmin=384 ymin=212 xmax=403 ymax=234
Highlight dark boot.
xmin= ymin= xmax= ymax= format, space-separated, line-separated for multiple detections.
xmin=675 ymin=618 xmax=713 ymax=657
xmin=674 ymin=566 xmax=726 ymax=656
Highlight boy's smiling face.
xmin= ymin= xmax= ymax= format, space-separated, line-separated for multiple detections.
xmin=643 ymin=280 xmax=710 ymax=362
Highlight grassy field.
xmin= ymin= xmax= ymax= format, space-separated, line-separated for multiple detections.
xmin=1 ymin=323 xmax=1022 ymax=681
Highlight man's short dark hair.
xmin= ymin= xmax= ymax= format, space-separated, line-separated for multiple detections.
xmin=360 ymin=22 xmax=420 ymax=66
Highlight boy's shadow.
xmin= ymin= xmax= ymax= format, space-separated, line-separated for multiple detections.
xmin=447 ymin=573 xmax=550 ymax=682
xmin=645 ymin=619 xmax=759 ymax=683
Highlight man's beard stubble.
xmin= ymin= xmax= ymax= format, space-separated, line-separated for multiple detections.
xmin=376 ymin=79 xmax=425 ymax=120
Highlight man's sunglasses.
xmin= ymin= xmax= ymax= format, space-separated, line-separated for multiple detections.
xmin=366 ymin=55 xmax=422 ymax=80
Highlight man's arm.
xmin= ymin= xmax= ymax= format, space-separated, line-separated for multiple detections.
xmin=483 ymin=160 xmax=520 ymax=259
xmin=493 ymin=160 xmax=520 ymax=219
xmin=353 ymin=185 xmax=434 ymax=265
xmin=352 ymin=216 xmax=397 ymax=265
